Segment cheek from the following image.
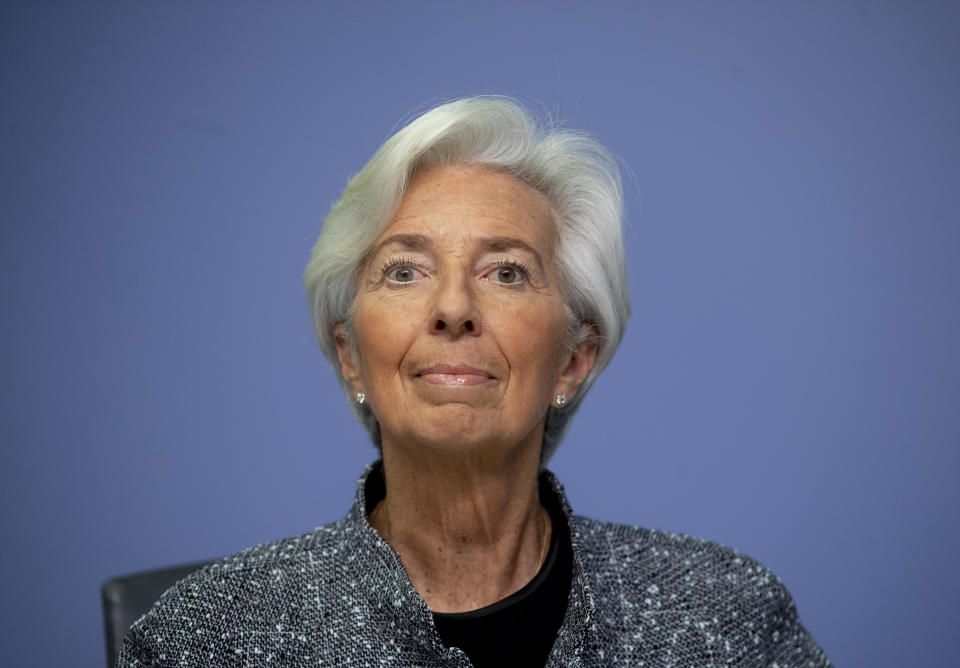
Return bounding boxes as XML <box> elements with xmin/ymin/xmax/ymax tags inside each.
<box><xmin>352</xmin><ymin>296</ymin><xmax>415</xmax><ymax>382</ymax></box>
<box><xmin>501</xmin><ymin>305</ymin><xmax>569</xmax><ymax>383</ymax></box>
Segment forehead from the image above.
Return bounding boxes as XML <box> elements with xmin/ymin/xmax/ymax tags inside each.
<box><xmin>383</xmin><ymin>164</ymin><xmax>558</xmax><ymax>251</ymax></box>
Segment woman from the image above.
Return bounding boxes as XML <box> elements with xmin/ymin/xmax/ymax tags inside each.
<box><xmin>118</xmin><ymin>97</ymin><xmax>830</xmax><ymax>667</ymax></box>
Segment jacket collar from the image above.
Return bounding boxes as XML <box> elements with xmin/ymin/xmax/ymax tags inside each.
<box><xmin>340</xmin><ymin>460</ymin><xmax>597</xmax><ymax>664</ymax></box>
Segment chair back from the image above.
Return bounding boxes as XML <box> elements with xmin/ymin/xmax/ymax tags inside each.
<box><xmin>101</xmin><ymin>560</ymin><xmax>213</xmax><ymax>668</ymax></box>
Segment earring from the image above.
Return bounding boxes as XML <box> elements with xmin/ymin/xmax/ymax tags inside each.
<box><xmin>555</xmin><ymin>394</ymin><xmax>567</xmax><ymax>406</ymax></box>
<box><xmin>355</xmin><ymin>392</ymin><xmax>366</xmax><ymax>405</ymax></box>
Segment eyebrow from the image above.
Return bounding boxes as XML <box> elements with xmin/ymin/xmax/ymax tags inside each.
<box><xmin>369</xmin><ymin>234</ymin><xmax>545</xmax><ymax>272</ymax></box>
<box><xmin>479</xmin><ymin>236</ymin><xmax>545</xmax><ymax>272</ymax></box>
<box><xmin>370</xmin><ymin>234</ymin><xmax>432</xmax><ymax>257</ymax></box>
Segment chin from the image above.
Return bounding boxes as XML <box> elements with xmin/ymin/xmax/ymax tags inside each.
<box><xmin>416</xmin><ymin>416</ymin><xmax>503</xmax><ymax>452</ymax></box>
<box><xmin>384</xmin><ymin>404</ymin><xmax>542</xmax><ymax>457</ymax></box>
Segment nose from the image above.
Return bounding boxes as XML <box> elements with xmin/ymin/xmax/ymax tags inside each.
<box><xmin>429</xmin><ymin>271</ymin><xmax>482</xmax><ymax>337</ymax></box>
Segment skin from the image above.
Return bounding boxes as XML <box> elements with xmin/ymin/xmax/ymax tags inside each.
<box><xmin>335</xmin><ymin>164</ymin><xmax>597</xmax><ymax>613</ymax></box>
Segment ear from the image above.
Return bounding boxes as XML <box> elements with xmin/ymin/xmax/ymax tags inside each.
<box><xmin>333</xmin><ymin>323</ymin><xmax>361</xmax><ymax>390</ymax></box>
<box><xmin>554</xmin><ymin>327</ymin><xmax>599</xmax><ymax>402</ymax></box>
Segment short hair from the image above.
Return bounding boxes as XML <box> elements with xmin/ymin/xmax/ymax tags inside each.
<box><xmin>304</xmin><ymin>96</ymin><xmax>629</xmax><ymax>463</ymax></box>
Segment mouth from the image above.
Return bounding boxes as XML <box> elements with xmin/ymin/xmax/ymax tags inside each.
<box><xmin>415</xmin><ymin>365</ymin><xmax>495</xmax><ymax>387</ymax></box>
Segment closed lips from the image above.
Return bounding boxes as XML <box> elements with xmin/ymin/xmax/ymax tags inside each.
<box><xmin>416</xmin><ymin>366</ymin><xmax>494</xmax><ymax>386</ymax></box>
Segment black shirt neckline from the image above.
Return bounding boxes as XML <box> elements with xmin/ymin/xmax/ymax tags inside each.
<box><xmin>432</xmin><ymin>506</ymin><xmax>562</xmax><ymax>622</ymax></box>
<box><xmin>363</xmin><ymin>465</ymin><xmax>573</xmax><ymax>667</ymax></box>
<box><xmin>430</xmin><ymin>477</ymin><xmax>573</xmax><ymax>667</ymax></box>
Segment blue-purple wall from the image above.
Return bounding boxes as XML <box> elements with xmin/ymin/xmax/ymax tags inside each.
<box><xmin>2</xmin><ymin>3</ymin><xmax>958</xmax><ymax>666</ymax></box>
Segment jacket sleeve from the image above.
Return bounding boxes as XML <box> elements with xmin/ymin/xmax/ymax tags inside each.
<box><xmin>765</xmin><ymin>583</ymin><xmax>832</xmax><ymax>668</ymax></box>
<box><xmin>114</xmin><ymin>624</ymin><xmax>163</xmax><ymax>668</ymax></box>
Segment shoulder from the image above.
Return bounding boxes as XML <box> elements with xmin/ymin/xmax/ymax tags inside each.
<box><xmin>571</xmin><ymin>516</ymin><xmax>831</xmax><ymax>667</ymax></box>
<box><xmin>573</xmin><ymin>514</ymin><xmax>790</xmax><ymax>609</ymax></box>
<box><xmin>161</xmin><ymin>517</ymin><xmax>354</xmax><ymax>604</ymax></box>
<box><xmin>573</xmin><ymin>515</ymin><xmax>780</xmax><ymax>592</ymax></box>
<box><xmin>115</xmin><ymin>520</ymin><xmax>353</xmax><ymax>667</ymax></box>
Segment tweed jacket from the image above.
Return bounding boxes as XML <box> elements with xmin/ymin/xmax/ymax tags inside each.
<box><xmin>117</xmin><ymin>464</ymin><xmax>831</xmax><ymax>667</ymax></box>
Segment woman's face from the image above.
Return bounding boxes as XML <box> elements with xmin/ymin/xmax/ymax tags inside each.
<box><xmin>336</xmin><ymin>164</ymin><xmax>595</xmax><ymax>457</ymax></box>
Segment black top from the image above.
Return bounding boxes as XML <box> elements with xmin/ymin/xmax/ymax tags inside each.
<box><xmin>432</xmin><ymin>482</ymin><xmax>573</xmax><ymax>667</ymax></box>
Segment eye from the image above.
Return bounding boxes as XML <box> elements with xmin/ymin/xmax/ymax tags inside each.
<box><xmin>496</xmin><ymin>266</ymin><xmax>520</xmax><ymax>283</ymax></box>
<box><xmin>489</xmin><ymin>260</ymin><xmax>529</xmax><ymax>285</ymax></box>
<box><xmin>388</xmin><ymin>265</ymin><xmax>416</xmax><ymax>282</ymax></box>
<box><xmin>381</xmin><ymin>258</ymin><xmax>423</xmax><ymax>284</ymax></box>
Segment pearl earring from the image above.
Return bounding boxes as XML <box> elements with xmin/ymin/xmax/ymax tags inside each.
<box><xmin>356</xmin><ymin>392</ymin><xmax>366</xmax><ymax>405</ymax></box>
<box><xmin>555</xmin><ymin>394</ymin><xmax>567</xmax><ymax>406</ymax></box>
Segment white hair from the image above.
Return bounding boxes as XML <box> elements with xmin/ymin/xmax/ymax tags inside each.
<box><xmin>304</xmin><ymin>96</ymin><xmax>629</xmax><ymax>463</ymax></box>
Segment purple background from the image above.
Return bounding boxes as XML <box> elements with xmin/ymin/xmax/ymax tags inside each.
<box><xmin>2</xmin><ymin>2</ymin><xmax>958</xmax><ymax>666</ymax></box>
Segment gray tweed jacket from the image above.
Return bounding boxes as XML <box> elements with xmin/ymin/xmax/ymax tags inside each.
<box><xmin>117</xmin><ymin>463</ymin><xmax>831</xmax><ymax>667</ymax></box>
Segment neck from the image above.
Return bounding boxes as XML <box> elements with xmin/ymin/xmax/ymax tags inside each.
<box><xmin>369</xmin><ymin>436</ymin><xmax>550</xmax><ymax>613</ymax></box>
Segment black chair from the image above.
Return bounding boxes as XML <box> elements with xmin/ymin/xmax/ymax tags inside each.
<box><xmin>101</xmin><ymin>560</ymin><xmax>214</xmax><ymax>668</ymax></box>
